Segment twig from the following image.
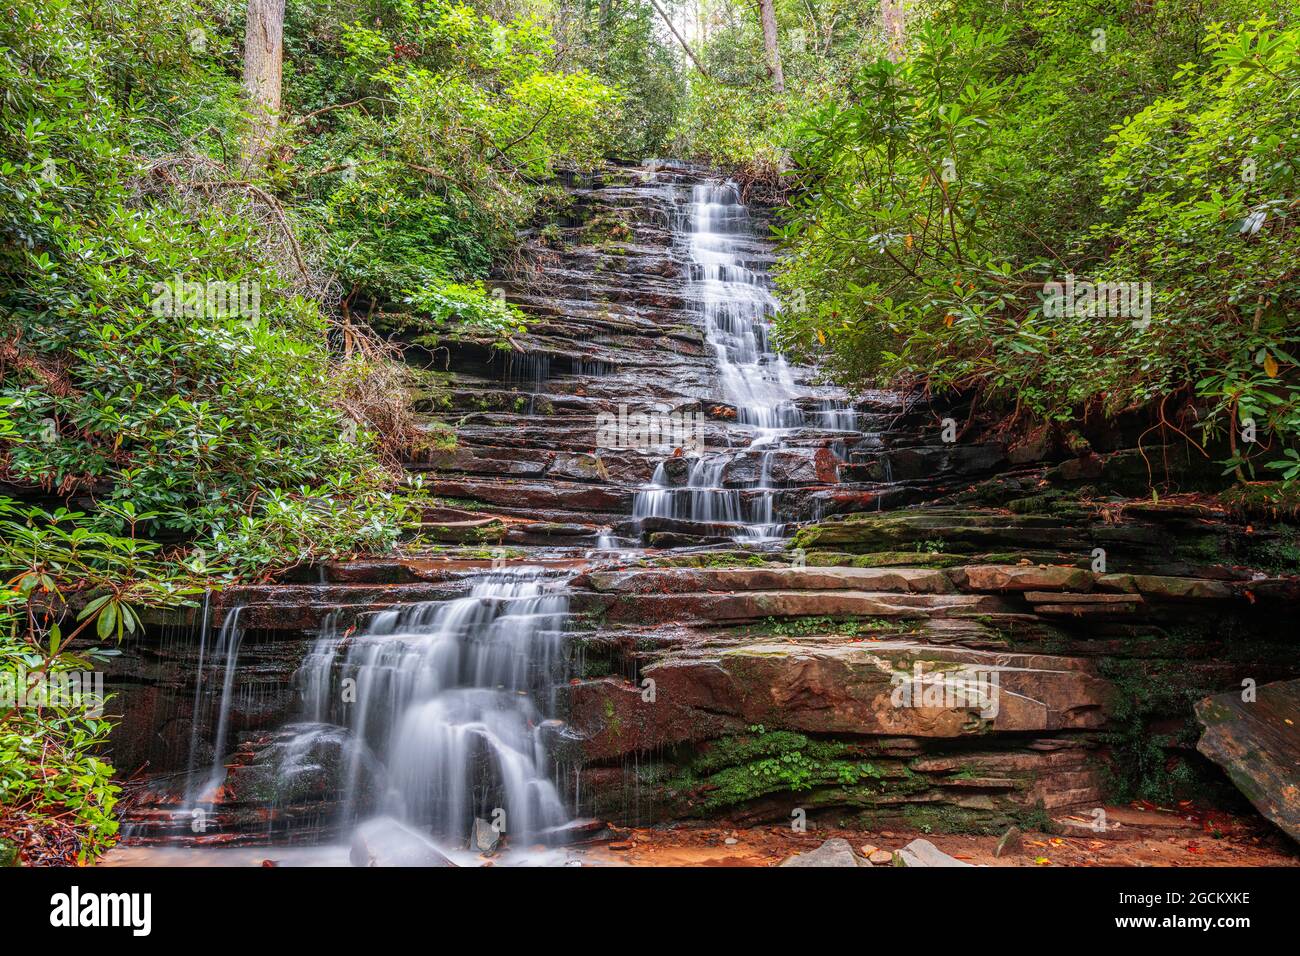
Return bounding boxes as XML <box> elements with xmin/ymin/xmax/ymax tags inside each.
<box><xmin>190</xmin><ymin>180</ymin><xmax>311</xmax><ymax>281</ymax></box>
<box><xmin>291</xmin><ymin>97</ymin><xmax>396</xmax><ymax>126</ymax></box>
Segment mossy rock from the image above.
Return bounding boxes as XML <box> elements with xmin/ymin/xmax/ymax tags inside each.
<box><xmin>1220</xmin><ymin>482</ymin><xmax>1300</xmax><ymax>521</ymax></box>
<box><xmin>1007</xmin><ymin>490</ymin><xmax>1086</xmax><ymax>515</ymax></box>
<box><xmin>659</xmin><ymin>730</ymin><xmax>896</xmax><ymax>815</ymax></box>
<box><xmin>648</xmin><ymin>550</ymin><xmax>773</xmax><ymax>569</ymax></box>
<box><xmin>793</xmin><ymin>510</ymin><xmax>1076</xmax><ymax>554</ymax></box>
<box><xmin>803</xmin><ymin>550</ymin><xmax>968</xmax><ymax>569</ymax></box>
<box><xmin>1238</xmin><ymin>525</ymin><xmax>1300</xmax><ymax>575</ymax></box>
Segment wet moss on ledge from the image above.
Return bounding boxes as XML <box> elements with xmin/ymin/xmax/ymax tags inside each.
<box><xmin>660</xmin><ymin>729</ymin><xmax>893</xmax><ymax>815</ymax></box>
<box><xmin>1220</xmin><ymin>482</ymin><xmax>1300</xmax><ymax>521</ymax></box>
<box><xmin>646</xmin><ymin>550</ymin><xmax>774</xmax><ymax>569</ymax></box>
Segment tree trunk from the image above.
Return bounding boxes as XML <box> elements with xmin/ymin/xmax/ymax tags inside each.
<box><xmin>757</xmin><ymin>0</ymin><xmax>785</xmax><ymax>92</ymax></box>
<box><xmin>243</xmin><ymin>0</ymin><xmax>286</xmax><ymax>170</ymax></box>
<box><xmin>881</xmin><ymin>0</ymin><xmax>906</xmax><ymax>62</ymax></box>
<box><xmin>648</xmin><ymin>0</ymin><xmax>711</xmax><ymax>79</ymax></box>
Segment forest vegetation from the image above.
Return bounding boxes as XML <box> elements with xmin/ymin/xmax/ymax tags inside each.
<box><xmin>1</xmin><ymin>0</ymin><xmax>1296</xmax><ymax>863</ymax></box>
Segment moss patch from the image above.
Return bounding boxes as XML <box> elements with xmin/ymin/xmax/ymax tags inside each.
<box><xmin>661</xmin><ymin>729</ymin><xmax>890</xmax><ymax>814</ymax></box>
<box><xmin>1221</xmin><ymin>482</ymin><xmax>1300</xmax><ymax>521</ymax></box>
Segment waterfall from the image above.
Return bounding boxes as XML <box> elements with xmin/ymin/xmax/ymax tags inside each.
<box><xmin>633</xmin><ymin>180</ymin><xmax>804</xmax><ymax>540</ymax></box>
<box><xmin>285</xmin><ymin>568</ymin><xmax>573</xmax><ymax>847</ymax></box>
<box><xmin>183</xmin><ymin>604</ymin><xmax>244</xmax><ymax>812</ymax></box>
<box><xmin>118</xmin><ymin>163</ymin><xmax>872</xmax><ymax>859</ymax></box>
<box><xmin>689</xmin><ymin>182</ymin><xmax>800</xmax><ymax>430</ymax></box>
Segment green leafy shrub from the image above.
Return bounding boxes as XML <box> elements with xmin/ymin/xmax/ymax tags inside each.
<box><xmin>0</xmin><ymin>498</ymin><xmax>205</xmax><ymax>863</ymax></box>
<box><xmin>293</xmin><ymin>0</ymin><xmax>621</xmax><ymax>322</ymax></box>
<box><xmin>404</xmin><ymin>280</ymin><xmax>528</xmax><ymax>342</ymax></box>
<box><xmin>769</xmin><ymin>3</ymin><xmax>1297</xmax><ymax>482</ymax></box>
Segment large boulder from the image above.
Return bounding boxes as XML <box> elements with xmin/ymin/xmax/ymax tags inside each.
<box><xmin>572</xmin><ymin>639</ymin><xmax>1111</xmax><ymax>760</ymax></box>
<box><xmin>953</xmin><ymin>564</ymin><xmax>1094</xmax><ymax>592</ymax></box>
<box><xmin>582</xmin><ymin>565</ymin><xmax>956</xmax><ymax>595</ymax></box>
<box><xmin>579</xmin><ymin>589</ymin><xmax>1008</xmax><ymax>625</ymax></box>
<box><xmin>895</xmin><ymin>838</ymin><xmax>973</xmax><ymax>867</ymax></box>
<box><xmin>1195</xmin><ymin>679</ymin><xmax>1300</xmax><ymax>844</ymax></box>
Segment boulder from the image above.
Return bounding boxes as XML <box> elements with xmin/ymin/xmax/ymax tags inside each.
<box><xmin>473</xmin><ymin>817</ymin><xmax>501</xmax><ymax>855</ymax></box>
<box><xmin>994</xmin><ymin>825</ymin><xmax>1024</xmax><ymax>858</ymax></box>
<box><xmin>895</xmin><ymin>838</ymin><xmax>973</xmax><ymax>867</ymax></box>
<box><xmin>779</xmin><ymin>838</ymin><xmax>868</xmax><ymax>867</ymax></box>
<box><xmin>571</xmin><ymin>639</ymin><xmax>1111</xmax><ymax>759</ymax></box>
<box><xmin>1097</xmin><ymin>573</ymin><xmax>1234</xmax><ymax>601</ymax></box>
<box><xmin>1196</xmin><ymin>679</ymin><xmax>1300</xmax><ymax>844</ymax></box>
<box><xmin>954</xmin><ymin>564</ymin><xmax>1094</xmax><ymax>592</ymax></box>
<box><xmin>583</xmin><ymin>589</ymin><xmax>1007</xmax><ymax>625</ymax></box>
<box><xmin>582</xmin><ymin>565</ymin><xmax>956</xmax><ymax>595</ymax></box>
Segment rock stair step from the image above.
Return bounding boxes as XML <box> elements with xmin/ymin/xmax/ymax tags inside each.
<box><xmin>1031</xmin><ymin>603</ymin><xmax>1143</xmax><ymax>618</ymax></box>
<box><xmin>421</xmin><ymin>477</ymin><xmax>634</xmax><ymax>512</ymax></box>
<box><xmin>414</xmin><ymin>517</ymin><xmax>509</xmax><ymax>543</ymax></box>
<box><xmin>576</xmin><ymin>589</ymin><xmax>1011</xmax><ymax>625</ymax></box>
<box><xmin>1023</xmin><ymin>591</ymin><xmax>1142</xmax><ymax>604</ymax></box>
<box><xmin>580</xmin><ymin>565</ymin><xmax>957</xmax><ymax>595</ymax></box>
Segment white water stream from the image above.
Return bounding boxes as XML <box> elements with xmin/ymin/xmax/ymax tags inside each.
<box><xmin>289</xmin><ymin>568</ymin><xmax>574</xmax><ymax>847</ymax></box>
<box><xmin>632</xmin><ymin>181</ymin><xmax>847</xmax><ymax>540</ymax></box>
<box><xmin>135</xmin><ymin>169</ymin><xmax>863</xmax><ymax>865</ymax></box>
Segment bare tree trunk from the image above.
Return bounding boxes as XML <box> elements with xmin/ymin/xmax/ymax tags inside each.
<box><xmin>243</xmin><ymin>0</ymin><xmax>286</xmax><ymax>171</ymax></box>
<box><xmin>757</xmin><ymin>0</ymin><xmax>785</xmax><ymax>92</ymax></box>
<box><xmin>881</xmin><ymin>0</ymin><xmax>906</xmax><ymax>62</ymax></box>
<box><xmin>648</xmin><ymin>0</ymin><xmax>711</xmax><ymax>78</ymax></box>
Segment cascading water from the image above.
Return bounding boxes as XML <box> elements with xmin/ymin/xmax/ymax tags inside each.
<box><xmin>284</xmin><ymin>568</ymin><xmax>573</xmax><ymax>848</ymax></box>
<box><xmin>633</xmin><ymin>181</ymin><xmax>806</xmax><ymax>540</ymax></box>
<box><xmin>183</xmin><ymin>604</ymin><xmax>244</xmax><ymax>811</ymax></box>
<box><xmin>689</xmin><ymin>183</ymin><xmax>800</xmax><ymax>428</ymax></box>
<box><xmin>115</xmin><ymin>162</ymin><xmax>873</xmax><ymax>864</ymax></box>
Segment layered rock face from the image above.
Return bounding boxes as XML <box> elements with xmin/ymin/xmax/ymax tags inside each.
<box><xmin>565</xmin><ymin>541</ymin><xmax>1300</xmax><ymax>832</ymax></box>
<box><xmin>107</xmin><ymin>162</ymin><xmax>1300</xmax><ymax>845</ymax></box>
